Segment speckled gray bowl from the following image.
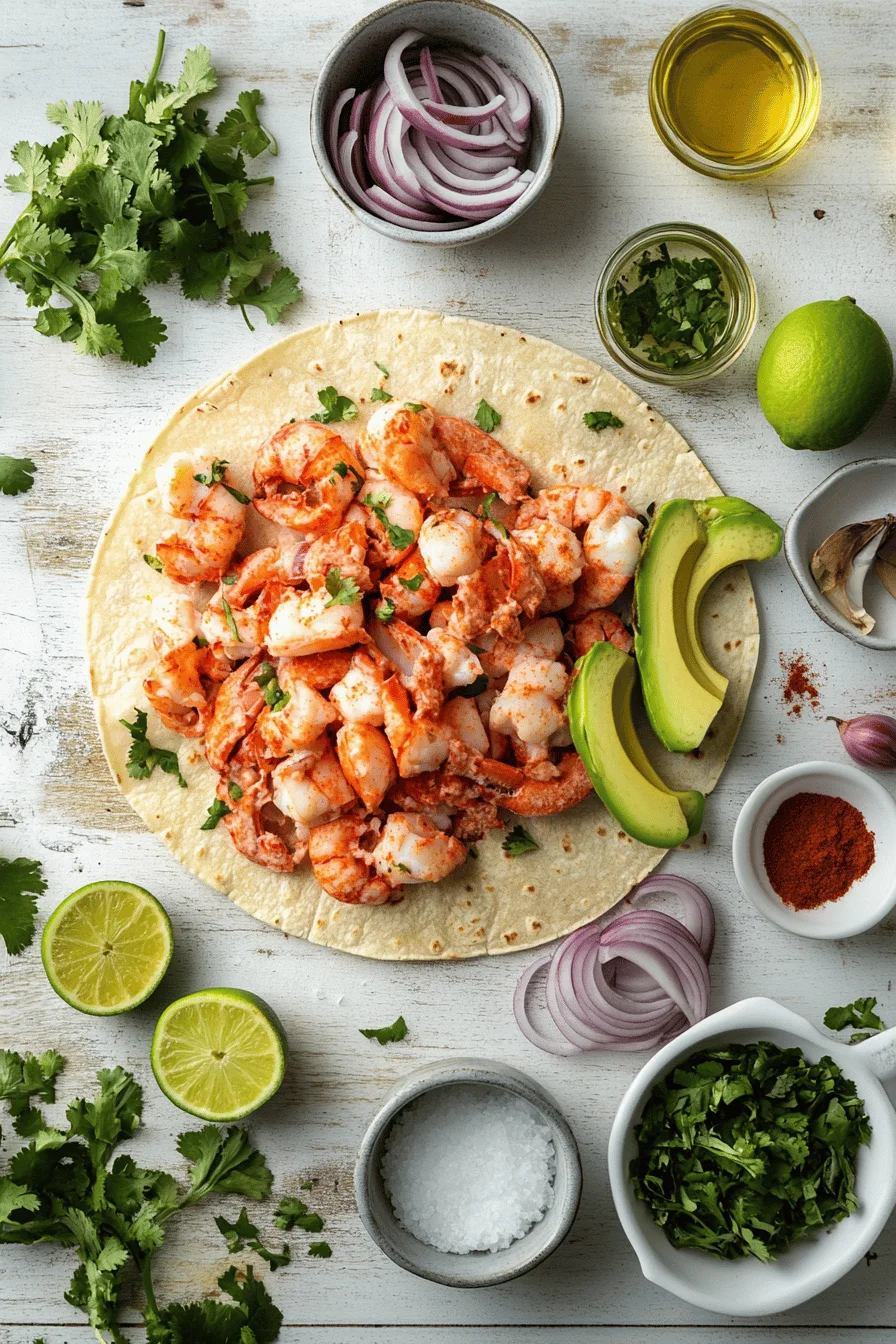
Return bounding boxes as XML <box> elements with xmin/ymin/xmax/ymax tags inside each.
<box><xmin>354</xmin><ymin>1057</ymin><xmax>582</xmax><ymax>1286</ymax></box>
<box><xmin>310</xmin><ymin>0</ymin><xmax>564</xmax><ymax>246</ymax></box>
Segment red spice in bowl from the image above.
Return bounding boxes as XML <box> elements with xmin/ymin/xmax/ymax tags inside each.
<box><xmin>762</xmin><ymin>791</ymin><xmax>875</xmax><ymax>910</ymax></box>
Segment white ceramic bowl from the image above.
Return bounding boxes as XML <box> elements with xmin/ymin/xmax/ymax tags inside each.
<box><xmin>609</xmin><ymin>997</ymin><xmax>896</xmax><ymax>1317</ymax></box>
<box><xmin>784</xmin><ymin>458</ymin><xmax>896</xmax><ymax>650</ymax></box>
<box><xmin>732</xmin><ymin>760</ymin><xmax>896</xmax><ymax>939</ymax></box>
<box><xmin>309</xmin><ymin>0</ymin><xmax>564</xmax><ymax>246</ymax></box>
<box><xmin>354</xmin><ymin>1057</ymin><xmax>582</xmax><ymax>1286</ymax></box>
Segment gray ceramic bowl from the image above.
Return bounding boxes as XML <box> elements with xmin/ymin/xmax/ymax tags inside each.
<box><xmin>354</xmin><ymin>1057</ymin><xmax>582</xmax><ymax>1286</ymax></box>
<box><xmin>784</xmin><ymin>458</ymin><xmax>896</xmax><ymax>650</ymax></box>
<box><xmin>310</xmin><ymin>0</ymin><xmax>564</xmax><ymax>246</ymax></box>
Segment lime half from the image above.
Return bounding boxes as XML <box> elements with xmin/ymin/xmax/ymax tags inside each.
<box><xmin>151</xmin><ymin>988</ymin><xmax>286</xmax><ymax>1121</ymax></box>
<box><xmin>41</xmin><ymin>880</ymin><xmax>173</xmax><ymax>1016</ymax></box>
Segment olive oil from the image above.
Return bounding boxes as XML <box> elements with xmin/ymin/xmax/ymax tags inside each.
<box><xmin>650</xmin><ymin>6</ymin><xmax>820</xmax><ymax>178</ymax></box>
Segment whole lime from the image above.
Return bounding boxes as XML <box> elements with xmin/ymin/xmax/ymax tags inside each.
<box><xmin>756</xmin><ymin>297</ymin><xmax>892</xmax><ymax>450</ymax></box>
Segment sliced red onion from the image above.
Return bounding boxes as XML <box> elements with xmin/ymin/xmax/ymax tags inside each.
<box><xmin>384</xmin><ymin>30</ymin><xmax>509</xmax><ymax>150</ymax></box>
<box><xmin>422</xmin><ymin>91</ymin><xmax>506</xmax><ymax>126</ymax></box>
<box><xmin>513</xmin><ymin>876</ymin><xmax>714</xmax><ymax>1056</ymax></box>
<box><xmin>413</xmin><ymin>133</ymin><xmax>521</xmax><ymax>193</ymax></box>
<box><xmin>419</xmin><ymin>46</ymin><xmax>443</xmax><ymax>101</ymax></box>
<box><xmin>327</xmin><ymin>88</ymin><xmax>356</xmax><ymax>175</ymax></box>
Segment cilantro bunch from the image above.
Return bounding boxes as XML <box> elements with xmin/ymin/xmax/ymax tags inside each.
<box><xmin>611</xmin><ymin>243</ymin><xmax>729</xmax><ymax>370</ymax></box>
<box><xmin>631</xmin><ymin>1040</ymin><xmax>872</xmax><ymax>1262</ymax></box>
<box><xmin>0</xmin><ymin>29</ymin><xmax>301</xmax><ymax>365</ymax></box>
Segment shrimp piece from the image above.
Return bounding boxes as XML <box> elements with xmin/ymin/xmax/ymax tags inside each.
<box><xmin>308</xmin><ymin>816</ymin><xmax>395</xmax><ymax>905</ymax></box>
<box><xmin>449</xmin><ymin>535</ymin><xmax>545</xmax><ymax>643</ymax></box>
<box><xmin>256</xmin><ymin>664</ymin><xmax>340</xmax><ymax>757</ymax></box>
<box><xmin>425</xmin><ymin>628</ymin><xmax>484</xmax><ymax>691</ymax></box>
<box><xmin>253</xmin><ymin>421</ymin><xmax>364</xmax><ymax>536</ymax></box>
<box><xmin>433</xmin><ymin>416</ymin><xmax>530</xmax><ymax>503</ymax></box>
<box><xmin>143</xmin><ymin>642</ymin><xmax>216</xmax><ymax>737</ymax></box>
<box><xmin>353</xmin><ymin>475</ymin><xmax>424</xmax><ymax>568</ymax></box>
<box><xmin>417</xmin><ymin>509</ymin><xmax>486</xmax><ymax>585</ymax></box>
<box><xmin>382</xmin><ymin>676</ymin><xmax>450</xmax><ymax>777</ymax></box>
<box><xmin>151</xmin><ymin>593</ymin><xmax>200</xmax><ymax>654</ymax></box>
<box><xmin>267</xmin><ymin>587</ymin><xmax>365</xmax><ymax>657</ymax></box>
<box><xmin>205</xmin><ymin>653</ymin><xmax>266</xmax><ymax>771</ymax></box>
<box><xmin>372</xmin><ymin>812</ymin><xmax>466</xmax><ymax>886</ymax></box>
<box><xmin>201</xmin><ymin>580</ymin><xmax>284</xmax><ymax>659</ymax></box>
<box><xmin>154</xmin><ymin>453</ymin><xmax>246</xmax><ymax>585</ymax></box>
<box><xmin>286</xmin><ymin>649</ymin><xmax>354</xmax><ymax>690</ymax></box>
<box><xmin>378</xmin><ymin>549</ymin><xmax>442</xmax><ymax>621</ymax></box>
<box><xmin>336</xmin><ymin>722</ymin><xmax>398</xmax><ymax>810</ymax></box>
<box><xmin>513</xmin><ymin>518</ymin><xmax>585</xmax><ymax>588</ymax></box>
<box><xmin>271</xmin><ymin>740</ymin><xmax>356</xmax><ymax>834</ymax></box>
<box><xmin>568</xmin><ymin>610</ymin><xmax>633</xmax><ymax>660</ymax></box>
<box><xmin>303</xmin><ymin>520</ymin><xmax>372</xmax><ymax>594</ymax></box>
<box><xmin>427</xmin><ymin>599</ymin><xmax>453</xmax><ymax>629</ymax></box>
<box><xmin>330</xmin><ymin>650</ymin><xmax>386</xmax><ymax>725</ymax></box>
<box><xmin>441</xmin><ymin>696</ymin><xmax>490</xmax><ymax>754</ymax></box>
<box><xmin>490</xmin><ymin>653</ymin><xmax>569</xmax><ymax>746</ymax></box>
<box><xmin>371</xmin><ymin>618</ymin><xmax>445</xmax><ymax>718</ymax></box>
<box><xmin>218</xmin><ymin>763</ymin><xmax>302</xmax><ymax>872</ymax></box>
<box><xmin>515</xmin><ymin>486</ymin><xmax>614</xmax><ymax>531</ymax></box>
<box><xmin>360</xmin><ymin>401</ymin><xmax>455</xmax><ymax>499</ymax></box>
<box><xmin>448</xmin><ymin>742</ymin><xmax>592</xmax><ymax>816</ymax></box>
<box><xmin>572</xmin><ymin>501</ymin><xmax>643</xmax><ymax>616</ymax></box>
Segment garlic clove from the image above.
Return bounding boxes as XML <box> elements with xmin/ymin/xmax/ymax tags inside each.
<box><xmin>811</xmin><ymin>516</ymin><xmax>895</xmax><ymax>634</ymax></box>
<box><xmin>875</xmin><ymin>529</ymin><xmax>896</xmax><ymax>600</ymax></box>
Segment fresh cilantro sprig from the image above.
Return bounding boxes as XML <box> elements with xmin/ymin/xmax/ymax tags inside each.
<box><xmin>363</xmin><ymin>492</ymin><xmax>415</xmax><ymax>551</ymax></box>
<box><xmin>200</xmin><ymin>798</ymin><xmax>231</xmax><ymax>831</ymax></box>
<box><xmin>474</xmin><ymin>399</ymin><xmax>501</xmax><ymax>433</ymax></box>
<box><xmin>583</xmin><ymin>410</ymin><xmax>624</xmax><ymax>432</ymax></box>
<box><xmin>215</xmin><ymin>1206</ymin><xmax>290</xmax><ymax>1268</ymax></box>
<box><xmin>324</xmin><ymin>566</ymin><xmax>362</xmax><ymax>608</ymax></box>
<box><xmin>0</xmin><ymin>29</ymin><xmax>301</xmax><ymax>364</ymax></box>
<box><xmin>824</xmin><ymin>996</ymin><xmax>887</xmax><ymax>1043</ymax></box>
<box><xmin>398</xmin><ymin>573</ymin><xmax>425</xmax><ymax>592</ymax></box>
<box><xmin>610</xmin><ymin>243</ymin><xmax>729</xmax><ymax>369</ymax></box>
<box><xmin>375</xmin><ymin>598</ymin><xmax>396</xmax><ymax>624</ymax></box>
<box><xmin>630</xmin><ymin>1040</ymin><xmax>872</xmax><ymax>1262</ymax></box>
<box><xmin>310</xmin><ymin>386</ymin><xmax>357</xmax><ymax>424</ymax></box>
<box><xmin>193</xmin><ymin>459</ymin><xmax>250</xmax><ymax>505</ymax></box>
<box><xmin>481</xmin><ymin>490</ymin><xmax>508</xmax><ymax>539</ymax></box>
<box><xmin>0</xmin><ymin>857</ymin><xmax>46</xmax><ymax>956</ymax></box>
<box><xmin>502</xmin><ymin>825</ymin><xmax>538</xmax><ymax>857</ymax></box>
<box><xmin>370</xmin><ymin>387</ymin><xmax>393</xmax><ymax>402</ymax></box>
<box><xmin>255</xmin><ymin>660</ymin><xmax>290</xmax><ymax>711</ymax></box>
<box><xmin>274</xmin><ymin>1195</ymin><xmax>324</xmax><ymax>1234</ymax></box>
<box><xmin>120</xmin><ymin>708</ymin><xmax>187</xmax><ymax>788</ymax></box>
<box><xmin>360</xmin><ymin>1016</ymin><xmax>408</xmax><ymax>1045</ymax></box>
<box><xmin>0</xmin><ymin>455</ymin><xmax>36</xmax><ymax>496</ymax></box>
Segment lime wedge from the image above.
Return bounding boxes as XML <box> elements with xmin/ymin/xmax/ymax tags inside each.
<box><xmin>151</xmin><ymin>988</ymin><xmax>286</xmax><ymax>1121</ymax></box>
<box><xmin>41</xmin><ymin>880</ymin><xmax>173</xmax><ymax>1016</ymax></box>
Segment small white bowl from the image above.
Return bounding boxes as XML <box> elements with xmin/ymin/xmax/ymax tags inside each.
<box><xmin>732</xmin><ymin>760</ymin><xmax>896</xmax><ymax>939</ymax></box>
<box><xmin>784</xmin><ymin>458</ymin><xmax>896</xmax><ymax>650</ymax></box>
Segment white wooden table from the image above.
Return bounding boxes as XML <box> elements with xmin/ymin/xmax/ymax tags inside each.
<box><xmin>2</xmin><ymin>0</ymin><xmax>895</xmax><ymax>1339</ymax></box>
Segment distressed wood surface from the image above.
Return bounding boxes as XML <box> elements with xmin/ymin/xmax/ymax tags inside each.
<box><xmin>1</xmin><ymin>0</ymin><xmax>896</xmax><ymax>1338</ymax></box>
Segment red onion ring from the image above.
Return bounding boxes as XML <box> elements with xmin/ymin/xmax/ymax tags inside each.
<box><xmin>513</xmin><ymin>876</ymin><xmax>715</xmax><ymax>1056</ymax></box>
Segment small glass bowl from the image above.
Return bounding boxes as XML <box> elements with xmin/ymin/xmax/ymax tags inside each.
<box><xmin>594</xmin><ymin>222</ymin><xmax>757</xmax><ymax>386</ymax></box>
<box><xmin>648</xmin><ymin>3</ymin><xmax>821</xmax><ymax>181</ymax></box>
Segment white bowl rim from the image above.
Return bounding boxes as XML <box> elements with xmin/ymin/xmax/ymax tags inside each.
<box><xmin>309</xmin><ymin>0</ymin><xmax>564</xmax><ymax>246</ymax></box>
<box><xmin>784</xmin><ymin>457</ymin><xmax>896</xmax><ymax>651</ymax></box>
<box><xmin>731</xmin><ymin>759</ymin><xmax>896</xmax><ymax>939</ymax></box>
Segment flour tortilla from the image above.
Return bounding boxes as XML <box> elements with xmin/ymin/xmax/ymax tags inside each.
<box><xmin>86</xmin><ymin>309</ymin><xmax>758</xmax><ymax>960</ymax></box>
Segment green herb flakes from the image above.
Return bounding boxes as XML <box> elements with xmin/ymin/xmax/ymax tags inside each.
<box><xmin>374</xmin><ymin>360</ymin><xmax>390</xmax><ymax>378</ymax></box>
<box><xmin>630</xmin><ymin>1039</ymin><xmax>872</xmax><ymax>1261</ymax></box>
<box><xmin>610</xmin><ymin>243</ymin><xmax>730</xmax><ymax>369</ymax></box>
<box><xmin>360</xmin><ymin>1015</ymin><xmax>408</xmax><ymax>1046</ymax></box>
<box><xmin>370</xmin><ymin>386</ymin><xmax>393</xmax><ymax>402</ymax></box>
<box><xmin>310</xmin><ymin>385</ymin><xmax>357</xmax><ymax>424</ymax></box>
<box><xmin>120</xmin><ymin>707</ymin><xmax>187</xmax><ymax>788</ymax></box>
<box><xmin>398</xmin><ymin>572</ymin><xmax>425</xmax><ymax>591</ymax></box>
<box><xmin>481</xmin><ymin>490</ymin><xmax>508</xmax><ymax>539</ymax></box>
<box><xmin>228</xmin><ymin>780</ymin><xmax>244</xmax><ymax>802</ymax></box>
<box><xmin>375</xmin><ymin>598</ymin><xmax>396</xmax><ymax>624</ymax></box>
<box><xmin>143</xmin><ymin>552</ymin><xmax>164</xmax><ymax>572</ymax></box>
<box><xmin>221</xmin><ymin>596</ymin><xmax>242</xmax><ymax>643</ymax></box>
<box><xmin>308</xmin><ymin>1241</ymin><xmax>333</xmax><ymax>1258</ymax></box>
<box><xmin>200</xmin><ymin>797</ymin><xmax>231</xmax><ymax>830</ymax></box>
<box><xmin>824</xmin><ymin>996</ymin><xmax>886</xmax><ymax>1043</ymax></box>
<box><xmin>404</xmin><ymin>401</ymin><xmax>426</xmax><ymax>413</ymax></box>
<box><xmin>502</xmin><ymin>825</ymin><xmax>538</xmax><ymax>857</ymax></box>
<box><xmin>583</xmin><ymin>410</ymin><xmax>624</xmax><ymax>432</ymax></box>
<box><xmin>474</xmin><ymin>399</ymin><xmax>501</xmax><ymax>433</ymax></box>
<box><xmin>364</xmin><ymin>492</ymin><xmax>415</xmax><ymax>551</ymax></box>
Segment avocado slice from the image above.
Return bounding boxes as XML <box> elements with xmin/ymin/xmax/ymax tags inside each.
<box><xmin>633</xmin><ymin>500</ymin><xmax>723</xmax><ymax>754</ymax></box>
<box><xmin>569</xmin><ymin>642</ymin><xmax>704</xmax><ymax>849</ymax></box>
<box><xmin>685</xmin><ymin>498</ymin><xmax>783</xmax><ymax>699</ymax></box>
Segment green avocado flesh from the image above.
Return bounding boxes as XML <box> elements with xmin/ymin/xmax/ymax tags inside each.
<box><xmin>633</xmin><ymin>500</ymin><xmax>723</xmax><ymax>754</ymax></box>
<box><xmin>686</xmin><ymin>498</ymin><xmax>784</xmax><ymax>699</ymax></box>
<box><xmin>569</xmin><ymin>642</ymin><xmax>704</xmax><ymax>849</ymax></box>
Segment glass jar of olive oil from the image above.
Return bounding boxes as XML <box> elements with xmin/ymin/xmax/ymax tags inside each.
<box><xmin>650</xmin><ymin>3</ymin><xmax>821</xmax><ymax>179</ymax></box>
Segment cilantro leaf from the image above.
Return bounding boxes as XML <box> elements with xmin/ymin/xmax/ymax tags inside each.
<box><xmin>363</xmin><ymin>493</ymin><xmax>415</xmax><ymax>551</ymax></box>
<box><xmin>144</xmin><ymin>552</ymin><xmax>164</xmax><ymax>572</ymax></box>
<box><xmin>481</xmin><ymin>490</ymin><xmax>508</xmax><ymax>539</ymax></box>
<box><xmin>474</xmin><ymin>399</ymin><xmax>501</xmax><ymax>433</ymax></box>
<box><xmin>200</xmin><ymin>798</ymin><xmax>231</xmax><ymax>830</ymax></box>
<box><xmin>101</xmin><ymin>290</ymin><xmax>167</xmax><ymax>367</ymax></box>
<box><xmin>374</xmin><ymin>360</ymin><xmax>390</xmax><ymax>377</ymax></box>
<box><xmin>502</xmin><ymin>825</ymin><xmax>538</xmax><ymax>857</ymax></box>
<box><xmin>0</xmin><ymin>1048</ymin><xmax>64</xmax><ymax>1134</ymax></box>
<box><xmin>0</xmin><ymin>857</ymin><xmax>46</xmax><ymax>955</ymax></box>
<box><xmin>324</xmin><ymin>566</ymin><xmax>362</xmax><ymax>608</ymax></box>
<box><xmin>217</xmin><ymin>89</ymin><xmax>278</xmax><ymax>158</ymax></box>
<box><xmin>273</xmin><ymin>1197</ymin><xmax>325</xmax><ymax>1234</ymax></box>
<box><xmin>583</xmin><ymin>410</ymin><xmax>624</xmax><ymax>432</ymax></box>
<box><xmin>398</xmin><ymin>573</ymin><xmax>424</xmax><ymax>591</ymax></box>
<box><xmin>370</xmin><ymin>387</ymin><xmax>393</xmax><ymax>402</ymax></box>
<box><xmin>310</xmin><ymin>385</ymin><xmax>358</xmax><ymax>425</ymax></box>
<box><xmin>221</xmin><ymin>597</ymin><xmax>243</xmax><ymax>643</ymax></box>
<box><xmin>359</xmin><ymin>1015</ymin><xmax>408</xmax><ymax>1046</ymax></box>
<box><xmin>824</xmin><ymin>996</ymin><xmax>886</xmax><ymax>1038</ymax></box>
<box><xmin>404</xmin><ymin>401</ymin><xmax>426</xmax><ymax>413</ymax></box>
<box><xmin>308</xmin><ymin>1241</ymin><xmax>332</xmax><ymax>1258</ymax></box>
<box><xmin>120</xmin><ymin>708</ymin><xmax>187</xmax><ymax>788</ymax></box>
<box><xmin>228</xmin><ymin>781</ymin><xmax>243</xmax><ymax>802</ymax></box>
<box><xmin>177</xmin><ymin>1125</ymin><xmax>273</xmax><ymax>1203</ymax></box>
<box><xmin>0</xmin><ymin>456</ymin><xmax>36</xmax><ymax>496</ymax></box>
<box><xmin>230</xmin><ymin>265</ymin><xmax>302</xmax><ymax>328</ymax></box>
<box><xmin>375</xmin><ymin>598</ymin><xmax>395</xmax><ymax>624</ymax></box>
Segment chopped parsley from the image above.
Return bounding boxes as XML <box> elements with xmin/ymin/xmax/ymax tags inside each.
<box><xmin>370</xmin><ymin>387</ymin><xmax>393</xmax><ymax>402</ymax></box>
<box><xmin>0</xmin><ymin>856</ymin><xmax>46</xmax><ymax>955</ymax></box>
<box><xmin>120</xmin><ymin>708</ymin><xmax>187</xmax><ymax>788</ymax></box>
<box><xmin>331</xmin><ymin>459</ymin><xmax>364</xmax><ymax>492</ymax></box>
<box><xmin>364</xmin><ymin>492</ymin><xmax>415</xmax><ymax>551</ymax></box>
<box><xmin>824</xmin><ymin>996</ymin><xmax>886</xmax><ymax>1043</ymax></box>
<box><xmin>200</xmin><ymin>797</ymin><xmax>231</xmax><ymax>830</ymax></box>
<box><xmin>222</xmin><ymin>572</ymin><xmax>237</xmax><ymax>585</ymax></box>
<box><xmin>308</xmin><ymin>1241</ymin><xmax>333</xmax><ymax>1258</ymax></box>
<box><xmin>221</xmin><ymin>595</ymin><xmax>242</xmax><ymax>642</ymax></box>
<box><xmin>360</xmin><ymin>1015</ymin><xmax>408</xmax><ymax>1045</ymax></box>
<box><xmin>374</xmin><ymin>360</ymin><xmax>390</xmax><ymax>378</ymax></box>
<box><xmin>324</xmin><ymin>566</ymin><xmax>362</xmax><ymax>608</ymax></box>
<box><xmin>610</xmin><ymin>243</ymin><xmax>730</xmax><ymax>369</ymax></box>
<box><xmin>143</xmin><ymin>552</ymin><xmax>164</xmax><ymax>572</ymax></box>
<box><xmin>375</xmin><ymin>598</ymin><xmax>396</xmax><ymax>624</ymax></box>
<box><xmin>398</xmin><ymin>572</ymin><xmax>425</xmax><ymax>591</ymax></box>
<box><xmin>502</xmin><ymin>825</ymin><xmax>538</xmax><ymax>856</ymax></box>
<box><xmin>583</xmin><ymin>410</ymin><xmax>624</xmax><ymax>432</ymax></box>
<box><xmin>474</xmin><ymin>399</ymin><xmax>501</xmax><ymax>433</ymax></box>
<box><xmin>193</xmin><ymin>458</ymin><xmax>250</xmax><ymax>504</ymax></box>
<box><xmin>228</xmin><ymin>780</ymin><xmax>244</xmax><ymax>801</ymax></box>
<box><xmin>404</xmin><ymin>401</ymin><xmax>426</xmax><ymax>413</ymax></box>
<box><xmin>310</xmin><ymin>385</ymin><xmax>357</xmax><ymax>424</ymax></box>
<box><xmin>274</xmin><ymin>1196</ymin><xmax>324</xmax><ymax>1233</ymax></box>
<box><xmin>0</xmin><ymin>455</ymin><xmax>36</xmax><ymax>496</ymax></box>
<box><xmin>255</xmin><ymin>661</ymin><xmax>290</xmax><ymax>711</ymax></box>
<box><xmin>481</xmin><ymin>490</ymin><xmax>508</xmax><ymax>539</ymax></box>
<box><xmin>255</xmin><ymin>660</ymin><xmax>276</xmax><ymax>687</ymax></box>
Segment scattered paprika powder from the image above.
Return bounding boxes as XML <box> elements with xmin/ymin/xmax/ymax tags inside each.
<box><xmin>780</xmin><ymin>652</ymin><xmax>821</xmax><ymax>718</ymax></box>
<box><xmin>763</xmin><ymin>791</ymin><xmax>875</xmax><ymax>910</ymax></box>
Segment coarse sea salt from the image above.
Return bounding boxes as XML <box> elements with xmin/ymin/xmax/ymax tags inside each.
<box><xmin>380</xmin><ymin>1083</ymin><xmax>556</xmax><ymax>1254</ymax></box>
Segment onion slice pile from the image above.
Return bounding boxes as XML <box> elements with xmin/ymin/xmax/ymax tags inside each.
<box><xmin>328</xmin><ymin>29</ymin><xmax>535</xmax><ymax>230</ymax></box>
<box><xmin>513</xmin><ymin>875</ymin><xmax>715</xmax><ymax>1056</ymax></box>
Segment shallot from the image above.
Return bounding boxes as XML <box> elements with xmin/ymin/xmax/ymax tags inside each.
<box><xmin>513</xmin><ymin>875</ymin><xmax>714</xmax><ymax>1056</ymax></box>
<box><xmin>830</xmin><ymin>713</ymin><xmax>896</xmax><ymax>770</ymax></box>
<box><xmin>327</xmin><ymin>30</ymin><xmax>535</xmax><ymax>230</ymax></box>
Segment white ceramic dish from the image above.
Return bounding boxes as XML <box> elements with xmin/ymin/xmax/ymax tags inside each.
<box><xmin>731</xmin><ymin>760</ymin><xmax>896</xmax><ymax>939</ymax></box>
<box><xmin>609</xmin><ymin>996</ymin><xmax>896</xmax><ymax>1317</ymax></box>
<box><xmin>784</xmin><ymin>458</ymin><xmax>896</xmax><ymax>650</ymax></box>
<box><xmin>310</xmin><ymin>0</ymin><xmax>564</xmax><ymax>246</ymax></box>
<box><xmin>354</xmin><ymin>1057</ymin><xmax>582</xmax><ymax>1286</ymax></box>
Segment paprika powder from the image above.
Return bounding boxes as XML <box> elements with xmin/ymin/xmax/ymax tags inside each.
<box><xmin>762</xmin><ymin>791</ymin><xmax>875</xmax><ymax>910</ymax></box>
